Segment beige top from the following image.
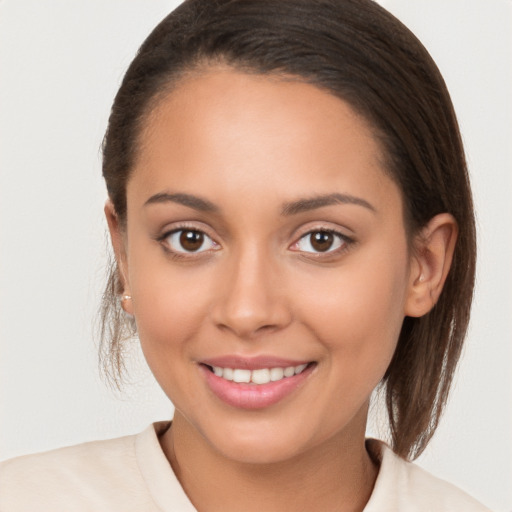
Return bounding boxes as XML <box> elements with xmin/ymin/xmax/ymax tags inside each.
<box><xmin>0</xmin><ymin>421</ymin><xmax>491</xmax><ymax>511</ymax></box>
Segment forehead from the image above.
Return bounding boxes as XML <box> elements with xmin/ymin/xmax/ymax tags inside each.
<box><xmin>129</xmin><ymin>68</ymin><xmax>400</xmax><ymax>216</ymax></box>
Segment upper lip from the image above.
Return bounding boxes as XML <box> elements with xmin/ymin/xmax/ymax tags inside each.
<box><xmin>200</xmin><ymin>355</ymin><xmax>313</xmax><ymax>370</ymax></box>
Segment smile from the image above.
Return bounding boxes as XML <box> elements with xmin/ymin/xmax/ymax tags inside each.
<box><xmin>209</xmin><ymin>364</ymin><xmax>308</xmax><ymax>384</ymax></box>
<box><xmin>200</xmin><ymin>360</ymin><xmax>316</xmax><ymax>409</ymax></box>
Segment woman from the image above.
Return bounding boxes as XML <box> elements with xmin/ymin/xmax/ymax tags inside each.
<box><xmin>0</xmin><ymin>0</ymin><xmax>493</xmax><ymax>510</ymax></box>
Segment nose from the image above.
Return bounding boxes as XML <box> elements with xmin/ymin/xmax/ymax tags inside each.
<box><xmin>211</xmin><ymin>246</ymin><xmax>292</xmax><ymax>339</ymax></box>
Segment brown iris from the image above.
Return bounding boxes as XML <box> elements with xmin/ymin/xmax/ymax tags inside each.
<box><xmin>310</xmin><ymin>231</ymin><xmax>334</xmax><ymax>252</ymax></box>
<box><xmin>179</xmin><ymin>230</ymin><xmax>204</xmax><ymax>252</ymax></box>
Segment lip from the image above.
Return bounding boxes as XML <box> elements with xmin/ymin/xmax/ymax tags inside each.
<box><xmin>201</xmin><ymin>355</ymin><xmax>311</xmax><ymax>370</ymax></box>
<box><xmin>199</xmin><ymin>360</ymin><xmax>316</xmax><ymax>410</ymax></box>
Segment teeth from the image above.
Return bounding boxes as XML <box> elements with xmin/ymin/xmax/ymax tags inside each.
<box><xmin>283</xmin><ymin>366</ymin><xmax>295</xmax><ymax>378</ymax></box>
<box><xmin>233</xmin><ymin>369</ymin><xmax>251</xmax><ymax>383</ymax></box>
<box><xmin>295</xmin><ymin>363</ymin><xmax>307</xmax><ymax>373</ymax></box>
<box><xmin>210</xmin><ymin>363</ymin><xmax>309</xmax><ymax>384</ymax></box>
<box><xmin>252</xmin><ymin>368</ymin><xmax>270</xmax><ymax>384</ymax></box>
<box><xmin>270</xmin><ymin>367</ymin><xmax>284</xmax><ymax>381</ymax></box>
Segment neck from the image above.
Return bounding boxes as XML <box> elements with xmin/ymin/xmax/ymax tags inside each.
<box><xmin>159</xmin><ymin>409</ymin><xmax>378</xmax><ymax>512</ymax></box>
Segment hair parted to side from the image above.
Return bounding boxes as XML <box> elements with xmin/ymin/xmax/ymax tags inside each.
<box><xmin>100</xmin><ymin>0</ymin><xmax>476</xmax><ymax>460</ymax></box>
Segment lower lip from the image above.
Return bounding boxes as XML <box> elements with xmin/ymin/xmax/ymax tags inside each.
<box><xmin>200</xmin><ymin>364</ymin><xmax>315</xmax><ymax>410</ymax></box>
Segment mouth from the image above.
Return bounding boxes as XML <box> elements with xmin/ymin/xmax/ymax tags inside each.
<box><xmin>202</xmin><ymin>362</ymin><xmax>310</xmax><ymax>384</ymax></box>
<box><xmin>199</xmin><ymin>360</ymin><xmax>317</xmax><ymax>410</ymax></box>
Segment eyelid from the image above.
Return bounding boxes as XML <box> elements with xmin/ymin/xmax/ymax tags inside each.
<box><xmin>156</xmin><ymin>222</ymin><xmax>221</xmax><ymax>257</ymax></box>
<box><xmin>289</xmin><ymin>226</ymin><xmax>355</xmax><ymax>256</ymax></box>
<box><xmin>154</xmin><ymin>220</ymin><xmax>354</xmax><ymax>259</ymax></box>
<box><xmin>168</xmin><ymin>230</ymin><xmax>218</xmax><ymax>253</ymax></box>
<box><xmin>156</xmin><ymin>220</ymin><xmax>217</xmax><ymax>240</ymax></box>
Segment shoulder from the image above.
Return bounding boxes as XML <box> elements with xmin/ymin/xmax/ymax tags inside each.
<box><xmin>0</xmin><ymin>426</ymin><xmax>159</xmax><ymax>511</ymax></box>
<box><xmin>364</xmin><ymin>439</ymin><xmax>492</xmax><ymax>512</ymax></box>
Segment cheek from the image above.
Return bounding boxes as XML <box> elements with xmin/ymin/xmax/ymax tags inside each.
<box><xmin>134</xmin><ymin>276</ymin><xmax>206</xmax><ymax>341</ymax></box>
<box><xmin>129</xmin><ymin>269</ymin><xmax>214</xmax><ymax>411</ymax></box>
<box><xmin>126</xmin><ymin>246</ymin><xmax>213</xmax><ymax>376</ymax></box>
<box><xmin>296</xmin><ymin>247</ymin><xmax>409</xmax><ymax>377</ymax></box>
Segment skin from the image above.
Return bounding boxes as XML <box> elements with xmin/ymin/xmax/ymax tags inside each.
<box><xmin>106</xmin><ymin>68</ymin><xmax>457</xmax><ymax>512</ymax></box>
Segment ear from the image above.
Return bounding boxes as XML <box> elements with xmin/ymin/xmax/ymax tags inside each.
<box><xmin>404</xmin><ymin>213</ymin><xmax>458</xmax><ymax>317</ymax></box>
<box><xmin>104</xmin><ymin>200</ymin><xmax>133</xmax><ymax>316</ymax></box>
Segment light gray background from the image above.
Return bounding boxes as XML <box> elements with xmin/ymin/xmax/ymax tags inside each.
<box><xmin>0</xmin><ymin>1</ymin><xmax>510</xmax><ymax>510</ymax></box>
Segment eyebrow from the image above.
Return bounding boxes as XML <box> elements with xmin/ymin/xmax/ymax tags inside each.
<box><xmin>143</xmin><ymin>191</ymin><xmax>376</xmax><ymax>216</ymax></box>
<box><xmin>281</xmin><ymin>193</ymin><xmax>376</xmax><ymax>216</ymax></box>
<box><xmin>144</xmin><ymin>192</ymin><xmax>219</xmax><ymax>212</ymax></box>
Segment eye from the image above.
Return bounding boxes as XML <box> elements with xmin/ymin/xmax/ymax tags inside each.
<box><xmin>165</xmin><ymin>229</ymin><xmax>218</xmax><ymax>253</ymax></box>
<box><xmin>294</xmin><ymin>230</ymin><xmax>347</xmax><ymax>254</ymax></box>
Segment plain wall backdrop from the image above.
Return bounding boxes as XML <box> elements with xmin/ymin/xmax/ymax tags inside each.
<box><xmin>0</xmin><ymin>1</ymin><xmax>510</xmax><ymax>510</ymax></box>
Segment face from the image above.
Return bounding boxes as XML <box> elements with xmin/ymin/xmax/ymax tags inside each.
<box><xmin>116</xmin><ymin>68</ymin><xmax>415</xmax><ymax>464</ymax></box>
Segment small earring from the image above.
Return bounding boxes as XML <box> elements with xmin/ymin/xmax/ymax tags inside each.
<box><xmin>120</xmin><ymin>294</ymin><xmax>134</xmax><ymax>319</ymax></box>
<box><xmin>418</xmin><ymin>275</ymin><xmax>425</xmax><ymax>283</ymax></box>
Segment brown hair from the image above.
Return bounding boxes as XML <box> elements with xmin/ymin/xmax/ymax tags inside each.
<box><xmin>100</xmin><ymin>0</ymin><xmax>476</xmax><ymax>460</ymax></box>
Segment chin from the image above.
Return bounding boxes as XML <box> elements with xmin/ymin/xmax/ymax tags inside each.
<box><xmin>211</xmin><ymin>434</ymin><xmax>310</xmax><ymax>465</ymax></box>
<box><xmin>195</xmin><ymin>413</ymin><xmax>327</xmax><ymax>466</ymax></box>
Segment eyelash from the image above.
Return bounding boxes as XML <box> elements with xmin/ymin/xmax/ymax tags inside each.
<box><xmin>156</xmin><ymin>225</ymin><xmax>354</xmax><ymax>260</ymax></box>
<box><xmin>156</xmin><ymin>224</ymin><xmax>219</xmax><ymax>260</ymax></box>
<box><xmin>290</xmin><ymin>229</ymin><xmax>354</xmax><ymax>257</ymax></box>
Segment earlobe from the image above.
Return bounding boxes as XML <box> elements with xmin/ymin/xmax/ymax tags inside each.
<box><xmin>404</xmin><ymin>213</ymin><xmax>458</xmax><ymax>318</ymax></box>
<box><xmin>104</xmin><ymin>200</ymin><xmax>133</xmax><ymax>315</ymax></box>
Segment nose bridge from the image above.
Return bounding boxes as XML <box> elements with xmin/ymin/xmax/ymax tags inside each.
<box><xmin>213</xmin><ymin>242</ymin><xmax>289</xmax><ymax>338</ymax></box>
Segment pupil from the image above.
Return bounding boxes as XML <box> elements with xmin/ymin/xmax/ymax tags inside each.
<box><xmin>180</xmin><ymin>230</ymin><xmax>204</xmax><ymax>251</ymax></box>
<box><xmin>311</xmin><ymin>231</ymin><xmax>333</xmax><ymax>252</ymax></box>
